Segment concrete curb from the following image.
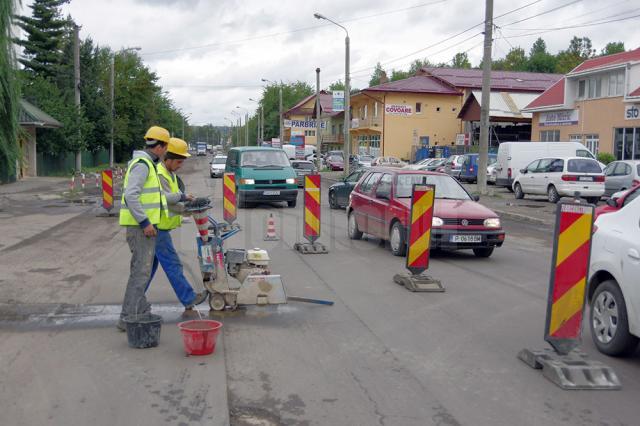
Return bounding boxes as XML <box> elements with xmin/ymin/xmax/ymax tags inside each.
<box><xmin>492</xmin><ymin>208</ymin><xmax>553</xmax><ymax>227</ymax></box>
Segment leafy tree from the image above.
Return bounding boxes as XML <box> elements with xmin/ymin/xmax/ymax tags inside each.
<box><xmin>0</xmin><ymin>0</ymin><xmax>20</xmax><ymax>181</ymax></box>
<box><xmin>328</xmin><ymin>80</ymin><xmax>345</xmax><ymax>91</ymax></box>
<box><xmin>555</xmin><ymin>36</ymin><xmax>595</xmax><ymax>73</ymax></box>
<box><xmin>259</xmin><ymin>81</ymin><xmax>313</xmax><ymax>142</ymax></box>
<box><xmin>408</xmin><ymin>58</ymin><xmax>432</xmax><ymax>73</ymax></box>
<box><xmin>14</xmin><ymin>0</ymin><xmax>69</xmax><ymax>79</ymax></box>
<box><xmin>502</xmin><ymin>47</ymin><xmax>528</xmax><ymax>71</ymax></box>
<box><xmin>369</xmin><ymin>62</ymin><xmax>385</xmax><ymax>87</ymax></box>
<box><xmin>451</xmin><ymin>52</ymin><xmax>471</xmax><ymax>69</ymax></box>
<box><xmin>390</xmin><ymin>69</ymin><xmax>411</xmax><ymax>81</ymax></box>
<box><xmin>601</xmin><ymin>42</ymin><xmax>624</xmax><ymax>56</ymax></box>
<box><xmin>527</xmin><ymin>38</ymin><xmax>557</xmax><ymax>73</ymax></box>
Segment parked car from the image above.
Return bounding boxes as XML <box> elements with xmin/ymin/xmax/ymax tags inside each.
<box><xmin>347</xmin><ymin>168</ymin><xmax>505</xmax><ymax>258</ymax></box>
<box><xmin>328</xmin><ymin>168</ymin><xmax>368</xmax><ymax>209</ymax></box>
<box><xmin>495</xmin><ymin>141</ymin><xmax>597</xmax><ymax>189</ymax></box>
<box><xmin>226</xmin><ymin>147</ymin><xmax>298</xmax><ymax>208</ymax></box>
<box><xmin>443</xmin><ymin>155</ymin><xmax>465</xmax><ymax>179</ymax></box>
<box><xmin>459</xmin><ymin>153</ymin><xmax>497</xmax><ymax>183</ymax></box>
<box><xmin>371</xmin><ymin>156</ymin><xmax>406</xmax><ymax>167</ymax></box>
<box><xmin>487</xmin><ymin>162</ymin><xmax>498</xmax><ymax>184</ymax></box>
<box><xmin>290</xmin><ymin>160</ymin><xmax>317</xmax><ymax>187</ymax></box>
<box><xmin>420</xmin><ymin>158</ymin><xmax>446</xmax><ymax>171</ymax></box>
<box><xmin>588</xmin><ymin>195</ymin><xmax>640</xmax><ymax>356</ymax></box>
<box><xmin>326</xmin><ymin>154</ymin><xmax>344</xmax><ymax>171</ymax></box>
<box><xmin>603</xmin><ymin>160</ymin><xmax>640</xmax><ymax>197</ymax></box>
<box><xmin>354</xmin><ymin>154</ymin><xmax>375</xmax><ymax>168</ymax></box>
<box><xmin>209</xmin><ymin>155</ymin><xmax>227</xmax><ymax>178</ymax></box>
<box><xmin>595</xmin><ymin>185</ymin><xmax>640</xmax><ymax>219</ymax></box>
<box><xmin>512</xmin><ymin>157</ymin><xmax>604</xmax><ymax>204</ymax></box>
<box><xmin>404</xmin><ymin>158</ymin><xmax>436</xmax><ymax>170</ymax></box>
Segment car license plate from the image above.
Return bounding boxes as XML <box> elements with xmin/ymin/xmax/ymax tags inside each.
<box><xmin>579</xmin><ymin>176</ymin><xmax>593</xmax><ymax>181</ymax></box>
<box><xmin>263</xmin><ymin>190</ymin><xmax>280</xmax><ymax>196</ymax></box>
<box><xmin>450</xmin><ymin>235</ymin><xmax>481</xmax><ymax>243</ymax></box>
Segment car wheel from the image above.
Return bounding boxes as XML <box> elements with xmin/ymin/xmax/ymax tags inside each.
<box><xmin>347</xmin><ymin>211</ymin><xmax>362</xmax><ymax>240</ymax></box>
<box><xmin>547</xmin><ymin>185</ymin><xmax>560</xmax><ymax>203</ymax></box>
<box><xmin>472</xmin><ymin>247</ymin><xmax>494</xmax><ymax>258</ymax></box>
<box><xmin>287</xmin><ymin>199</ymin><xmax>296</xmax><ymax>208</ymax></box>
<box><xmin>389</xmin><ymin>221</ymin><xmax>406</xmax><ymax>256</ymax></box>
<box><xmin>590</xmin><ymin>280</ymin><xmax>639</xmax><ymax>356</ymax></box>
<box><xmin>514</xmin><ymin>183</ymin><xmax>524</xmax><ymax>199</ymax></box>
<box><xmin>210</xmin><ymin>173</ymin><xmax>214</xmax><ymax>178</ymax></box>
<box><xmin>329</xmin><ymin>191</ymin><xmax>338</xmax><ymax>209</ymax></box>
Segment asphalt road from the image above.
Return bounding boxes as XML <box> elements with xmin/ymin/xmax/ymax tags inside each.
<box><xmin>1</xmin><ymin>155</ymin><xmax>639</xmax><ymax>426</ymax></box>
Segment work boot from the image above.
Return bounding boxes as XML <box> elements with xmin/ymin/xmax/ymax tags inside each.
<box><xmin>186</xmin><ymin>291</ymin><xmax>209</xmax><ymax>310</ymax></box>
<box><xmin>116</xmin><ymin>318</ymin><xmax>126</xmax><ymax>332</ymax></box>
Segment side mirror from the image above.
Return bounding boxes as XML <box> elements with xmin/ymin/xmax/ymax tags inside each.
<box><xmin>520</xmin><ymin>168</ymin><xmax>527</xmax><ymax>174</ymax></box>
<box><xmin>473</xmin><ymin>194</ymin><xmax>480</xmax><ymax>201</ymax></box>
<box><xmin>606</xmin><ymin>198</ymin><xmax>617</xmax><ymax>207</ymax></box>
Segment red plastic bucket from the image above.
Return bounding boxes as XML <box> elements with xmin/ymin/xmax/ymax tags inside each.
<box><xmin>177</xmin><ymin>320</ymin><xmax>223</xmax><ymax>356</ymax></box>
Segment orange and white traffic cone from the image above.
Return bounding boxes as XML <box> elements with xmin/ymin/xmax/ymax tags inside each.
<box><xmin>264</xmin><ymin>213</ymin><xmax>279</xmax><ymax>241</ymax></box>
<box><xmin>192</xmin><ymin>210</ymin><xmax>210</xmax><ymax>243</ymax></box>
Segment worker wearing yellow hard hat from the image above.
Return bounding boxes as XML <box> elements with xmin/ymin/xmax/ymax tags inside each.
<box><xmin>144</xmin><ymin>137</ymin><xmax>208</xmax><ymax>311</ymax></box>
<box><xmin>118</xmin><ymin>125</ymin><xmax>170</xmax><ymax>331</ymax></box>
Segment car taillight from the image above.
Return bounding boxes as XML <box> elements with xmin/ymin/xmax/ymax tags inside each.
<box><xmin>470</xmin><ymin>166</ymin><xmax>474</xmax><ymax>173</ymax></box>
<box><xmin>594</xmin><ymin>175</ymin><xmax>605</xmax><ymax>182</ymax></box>
<box><xmin>561</xmin><ymin>175</ymin><xmax>578</xmax><ymax>181</ymax></box>
<box><xmin>508</xmin><ymin>168</ymin><xmax>512</xmax><ymax>178</ymax></box>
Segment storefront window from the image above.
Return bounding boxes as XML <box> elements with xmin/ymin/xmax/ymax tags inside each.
<box><xmin>370</xmin><ymin>135</ymin><xmax>381</xmax><ymax>157</ymax></box>
<box><xmin>540</xmin><ymin>130</ymin><xmax>560</xmax><ymax>142</ymax></box>
<box><xmin>358</xmin><ymin>135</ymin><xmax>369</xmax><ymax>155</ymax></box>
<box><xmin>614</xmin><ymin>128</ymin><xmax>640</xmax><ymax>160</ymax></box>
<box><xmin>569</xmin><ymin>134</ymin><xmax>582</xmax><ymax>143</ymax></box>
<box><xmin>585</xmin><ymin>134</ymin><xmax>599</xmax><ymax>155</ymax></box>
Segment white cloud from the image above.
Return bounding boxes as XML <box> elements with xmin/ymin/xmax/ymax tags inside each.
<box><xmin>19</xmin><ymin>0</ymin><xmax>640</xmax><ymax>125</ymax></box>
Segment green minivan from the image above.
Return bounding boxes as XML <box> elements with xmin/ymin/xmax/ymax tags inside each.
<box><xmin>225</xmin><ymin>147</ymin><xmax>299</xmax><ymax>208</ymax></box>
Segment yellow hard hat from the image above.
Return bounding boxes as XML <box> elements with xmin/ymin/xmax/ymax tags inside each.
<box><xmin>144</xmin><ymin>126</ymin><xmax>171</xmax><ymax>144</ymax></box>
<box><xmin>167</xmin><ymin>137</ymin><xmax>191</xmax><ymax>158</ymax></box>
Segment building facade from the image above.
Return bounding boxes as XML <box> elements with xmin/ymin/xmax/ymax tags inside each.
<box><xmin>524</xmin><ymin>48</ymin><xmax>640</xmax><ymax>159</ymax></box>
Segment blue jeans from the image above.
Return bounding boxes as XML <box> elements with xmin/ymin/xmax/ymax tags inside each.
<box><xmin>146</xmin><ymin>230</ymin><xmax>197</xmax><ymax>306</ymax></box>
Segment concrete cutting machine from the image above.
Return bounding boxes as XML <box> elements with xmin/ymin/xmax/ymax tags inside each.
<box><xmin>187</xmin><ymin>201</ymin><xmax>287</xmax><ymax>311</ymax></box>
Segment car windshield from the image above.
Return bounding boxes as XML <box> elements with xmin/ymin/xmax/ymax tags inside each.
<box><xmin>395</xmin><ymin>174</ymin><xmax>471</xmax><ymax>200</ymax></box>
<box><xmin>567</xmin><ymin>159</ymin><xmax>601</xmax><ymax>173</ymax></box>
<box><xmin>488</xmin><ymin>157</ymin><xmax>497</xmax><ymax>165</ymax></box>
<box><xmin>240</xmin><ymin>150</ymin><xmax>289</xmax><ymax>167</ymax></box>
<box><xmin>293</xmin><ymin>162</ymin><xmax>315</xmax><ymax>170</ymax></box>
<box><xmin>212</xmin><ymin>157</ymin><xmax>226</xmax><ymax>164</ymax></box>
<box><xmin>328</xmin><ymin>155</ymin><xmax>343</xmax><ymax>162</ymax></box>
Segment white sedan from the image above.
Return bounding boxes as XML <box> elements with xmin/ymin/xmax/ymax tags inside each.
<box><xmin>588</xmin><ymin>195</ymin><xmax>640</xmax><ymax>356</ymax></box>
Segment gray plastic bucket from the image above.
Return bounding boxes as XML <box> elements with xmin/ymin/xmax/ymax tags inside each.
<box><xmin>124</xmin><ymin>313</ymin><xmax>163</xmax><ymax>349</ymax></box>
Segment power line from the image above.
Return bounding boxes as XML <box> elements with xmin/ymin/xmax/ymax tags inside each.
<box><xmin>141</xmin><ymin>0</ymin><xmax>447</xmax><ymax>57</ymax></box>
<box><xmin>500</xmin><ymin>0</ymin><xmax>583</xmax><ymax>27</ymax></box>
<box><xmin>502</xmin><ymin>12</ymin><xmax>640</xmax><ymax>39</ymax></box>
<box><xmin>504</xmin><ymin>7</ymin><xmax>640</xmax><ymax>31</ymax></box>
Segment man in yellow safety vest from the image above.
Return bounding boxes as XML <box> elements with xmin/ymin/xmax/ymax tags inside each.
<box><xmin>118</xmin><ymin>126</ymin><xmax>170</xmax><ymax>331</ymax></box>
<box><xmin>148</xmin><ymin>137</ymin><xmax>208</xmax><ymax>310</ymax></box>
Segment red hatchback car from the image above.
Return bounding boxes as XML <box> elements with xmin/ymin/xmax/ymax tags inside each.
<box><xmin>595</xmin><ymin>185</ymin><xmax>640</xmax><ymax>219</ymax></box>
<box><xmin>347</xmin><ymin>168</ymin><xmax>506</xmax><ymax>258</ymax></box>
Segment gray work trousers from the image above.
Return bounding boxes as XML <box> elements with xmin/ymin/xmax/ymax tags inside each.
<box><xmin>120</xmin><ymin>226</ymin><xmax>155</xmax><ymax>318</ymax></box>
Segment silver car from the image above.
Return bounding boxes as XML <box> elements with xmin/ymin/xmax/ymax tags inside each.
<box><xmin>290</xmin><ymin>160</ymin><xmax>317</xmax><ymax>187</ymax></box>
<box><xmin>209</xmin><ymin>155</ymin><xmax>227</xmax><ymax>178</ymax></box>
<box><xmin>603</xmin><ymin>160</ymin><xmax>640</xmax><ymax>197</ymax></box>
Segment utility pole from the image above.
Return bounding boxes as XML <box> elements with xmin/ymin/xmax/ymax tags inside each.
<box><xmin>315</xmin><ymin>68</ymin><xmax>322</xmax><ymax>170</ymax></box>
<box><xmin>344</xmin><ymin>34</ymin><xmax>351</xmax><ymax>175</ymax></box>
<box><xmin>278</xmin><ymin>86</ymin><xmax>283</xmax><ymax>142</ymax></box>
<box><xmin>478</xmin><ymin>0</ymin><xmax>493</xmax><ymax>195</ymax></box>
<box><xmin>245</xmin><ymin>113</ymin><xmax>249</xmax><ymax>146</ymax></box>
<box><xmin>109</xmin><ymin>56</ymin><xmax>115</xmax><ymax>168</ymax></box>
<box><xmin>73</xmin><ymin>24</ymin><xmax>82</xmax><ymax>172</ymax></box>
<box><xmin>260</xmin><ymin>106</ymin><xmax>264</xmax><ymax>143</ymax></box>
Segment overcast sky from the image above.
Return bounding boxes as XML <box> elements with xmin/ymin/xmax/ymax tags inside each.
<box><xmin>19</xmin><ymin>0</ymin><xmax>640</xmax><ymax>126</ymax></box>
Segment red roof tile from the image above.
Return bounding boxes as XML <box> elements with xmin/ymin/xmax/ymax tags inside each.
<box><xmin>364</xmin><ymin>75</ymin><xmax>460</xmax><ymax>95</ymax></box>
<box><xmin>629</xmin><ymin>86</ymin><xmax>640</xmax><ymax>97</ymax></box>
<box><xmin>285</xmin><ymin>91</ymin><xmax>334</xmax><ymax>116</ymax></box>
<box><xmin>420</xmin><ymin>67</ymin><xmax>562</xmax><ymax>92</ymax></box>
<box><xmin>571</xmin><ymin>48</ymin><xmax>640</xmax><ymax>74</ymax></box>
<box><xmin>524</xmin><ymin>79</ymin><xmax>565</xmax><ymax>110</ymax></box>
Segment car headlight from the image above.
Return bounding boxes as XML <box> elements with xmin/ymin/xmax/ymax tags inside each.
<box><xmin>240</xmin><ymin>178</ymin><xmax>255</xmax><ymax>185</ymax></box>
<box><xmin>484</xmin><ymin>218</ymin><xmax>501</xmax><ymax>228</ymax></box>
<box><xmin>432</xmin><ymin>217</ymin><xmax>444</xmax><ymax>227</ymax></box>
<box><xmin>286</xmin><ymin>178</ymin><xmax>296</xmax><ymax>184</ymax></box>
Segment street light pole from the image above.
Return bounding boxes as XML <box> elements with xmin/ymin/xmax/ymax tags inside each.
<box><xmin>236</xmin><ymin>106</ymin><xmax>249</xmax><ymax>146</ymax></box>
<box><xmin>110</xmin><ymin>47</ymin><xmax>141</xmax><ymax>168</ymax></box>
<box><xmin>182</xmin><ymin>113</ymin><xmax>191</xmax><ymax>139</ymax></box>
<box><xmin>314</xmin><ymin>13</ymin><xmax>350</xmax><ymax>174</ymax></box>
<box><xmin>478</xmin><ymin>0</ymin><xmax>493</xmax><ymax>195</ymax></box>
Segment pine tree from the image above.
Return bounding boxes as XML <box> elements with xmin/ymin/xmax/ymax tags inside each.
<box><xmin>0</xmin><ymin>0</ymin><xmax>20</xmax><ymax>181</ymax></box>
<box><xmin>14</xmin><ymin>0</ymin><xmax>70</xmax><ymax>79</ymax></box>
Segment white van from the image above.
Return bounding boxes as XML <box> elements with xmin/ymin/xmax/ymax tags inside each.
<box><xmin>282</xmin><ymin>144</ymin><xmax>316</xmax><ymax>160</ymax></box>
<box><xmin>495</xmin><ymin>142</ymin><xmax>597</xmax><ymax>189</ymax></box>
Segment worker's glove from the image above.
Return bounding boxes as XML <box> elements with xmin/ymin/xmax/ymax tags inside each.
<box><xmin>184</xmin><ymin>197</ymin><xmax>212</xmax><ymax>211</ymax></box>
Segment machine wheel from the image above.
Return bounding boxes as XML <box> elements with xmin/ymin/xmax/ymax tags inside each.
<box><xmin>347</xmin><ymin>211</ymin><xmax>362</xmax><ymax>240</ymax></box>
<box><xmin>329</xmin><ymin>191</ymin><xmax>338</xmax><ymax>209</ymax></box>
<box><xmin>473</xmin><ymin>247</ymin><xmax>494</xmax><ymax>258</ymax></box>
<box><xmin>389</xmin><ymin>221</ymin><xmax>407</xmax><ymax>257</ymax></box>
<box><xmin>590</xmin><ymin>280</ymin><xmax>639</xmax><ymax>356</ymax></box>
<box><xmin>514</xmin><ymin>183</ymin><xmax>524</xmax><ymax>199</ymax></box>
<box><xmin>224</xmin><ymin>293</ymin><xmax>238</xmax><ymax>311</ymax></box>
<box><xmin>547</xmin><ymin>185</ymin><xmax>560</xmax><ymax>203</ymax></box>
<box><xmin>209</xmin><ymin>293</ymin><xmax>226</xmax><ymax>311</ymax></box>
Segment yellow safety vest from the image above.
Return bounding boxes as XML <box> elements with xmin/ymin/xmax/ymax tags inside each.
<box><xmin>157</xmin><ymin>162</ymin><xmax>183</xmax><ymax>231</ymax></box>
<box><xmin>119</xmin><ymin>157</ymin><xmax>167</xmax><ymax>226</ymax></box>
